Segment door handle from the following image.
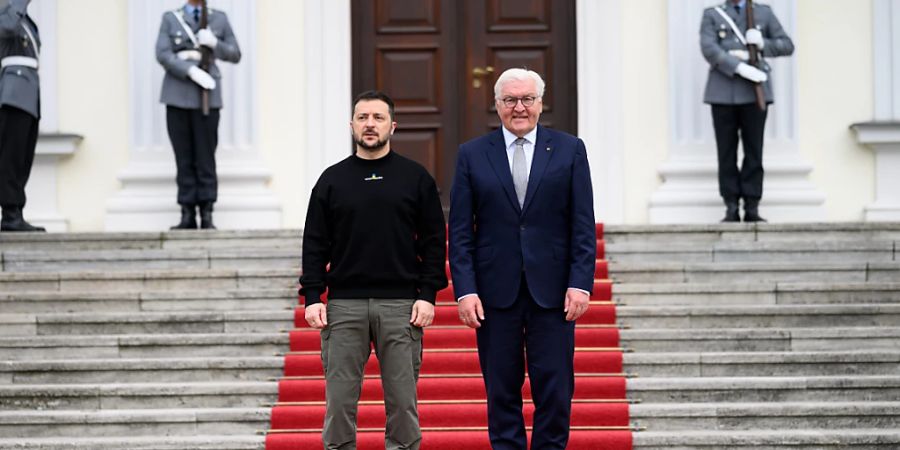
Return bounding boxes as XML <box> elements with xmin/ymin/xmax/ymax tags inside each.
<box><xmin>471</xmin><ymin>66</ymin><xmax>494</xmax><ymax>88</ymax></box>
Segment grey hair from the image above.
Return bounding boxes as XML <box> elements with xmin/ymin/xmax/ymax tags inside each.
<box><xmin>493</xmin><ymin>68</ymin><xmax>546</xmax><ymax>99</ymax></box>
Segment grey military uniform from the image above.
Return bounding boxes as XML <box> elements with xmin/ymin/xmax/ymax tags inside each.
<box><xmin>0</xmin><ymin>0</ymin><xmax>39</xmax><ymax>119</ymax></box>
<box><xmin>156</xmin><ymin>7</ymin><xmax>240</xmax><ymax>110</ymax></box>
<box><xmin>700</xmin><ymin>2</ymin><xmax>794</xmax><ymax>105</ymax></box>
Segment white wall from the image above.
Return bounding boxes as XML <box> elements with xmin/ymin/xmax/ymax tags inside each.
<box><xmin>797</xmin><ymin>0</ymin><xmax>874</xmax><ymax>220</ymax></box>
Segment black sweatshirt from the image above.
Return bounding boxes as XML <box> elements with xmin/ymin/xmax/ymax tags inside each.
<box><xmin>299</xmin><ymin>151</ymin><xmax>448</xmax><ymax>306</ymax></box>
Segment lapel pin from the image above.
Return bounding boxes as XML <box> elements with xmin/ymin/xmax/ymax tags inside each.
<box><xmin>546</xmin><ymin>146</ymin><xmax>551</xmax><ymax>152</ymax></box>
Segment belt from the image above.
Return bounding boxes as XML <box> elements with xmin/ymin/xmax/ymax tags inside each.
<box><xmin>1</xmin><ymin>56</ymin><xmax>38</xmax><ymax>69</ymax></box>
<box><xmin>176</xmin><ymin>50</ymin><xmax>202</xmax><ymax>61</ymax></box>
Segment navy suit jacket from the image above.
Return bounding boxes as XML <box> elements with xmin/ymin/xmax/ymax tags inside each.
<box><xmin>448</xmin><ymin>125</ymin><xmax>596</xmax><ymax>309</ymax></box>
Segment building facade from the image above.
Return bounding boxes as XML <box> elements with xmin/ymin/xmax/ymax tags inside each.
<box><xmin>24</xmin><ymin>0</ymin><xmax>890</xmax><ymax>231</ymax></box>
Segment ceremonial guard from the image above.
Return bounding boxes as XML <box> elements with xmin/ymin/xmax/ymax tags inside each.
<box><xmin>700</xmin><ymin>0</ymin><xmax>794</xmax><ymax>222</ymax></box>
<box><xmin>156</xmin><ymin>1</ymin><xmax>240</xmax><ymax>229</ymax></box>
<box><xmin>0</xmin><ymin>0</ymin><xmax>44</xmax><ymax>232</ymax></box>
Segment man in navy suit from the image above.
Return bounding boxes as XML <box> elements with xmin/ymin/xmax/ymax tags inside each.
<box><xmin>448</xmin><ymin>68</ymin><xmax>596</xmax><ymax>449</ymax></box>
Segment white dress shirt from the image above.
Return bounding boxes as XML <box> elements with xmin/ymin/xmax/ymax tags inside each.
<box><xmin>502</xmin><ymin>126</ymin><xmax>538</xmax><ymax>180</ymax></box>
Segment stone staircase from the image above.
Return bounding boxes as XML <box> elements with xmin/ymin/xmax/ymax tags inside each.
<box><xmin>0</xmin><ymin>224</ymin><xmax>898</xmax><ymax>449</ymax></box>
<box><xmin>0</xmin><ymin>231</ymin><xmax>294</xmax><ymax>449</ymax></box>
<box><xmin>607</xmin><ymin>223</ymin><xmax>900</xmax><ymax>449</ymax></box>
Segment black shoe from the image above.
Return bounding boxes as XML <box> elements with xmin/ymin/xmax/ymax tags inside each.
<box><xmin>0</xmin><ymin>207</ymin><xmax>46</xmax><ymax>232</ymax></box>
<box><xmin>199</xmin><ymin>202</ymin><xmax>216</xmax><ymax>230</ymax></box>
<box><xmin>720</xmin><ymin>199</ymin><xmax>740</xmax><ymax>223</ymax></box>
<box><xmin>170</xmin><ymin>205</ymin><xmax>198</xmax><ymax>230</ymax></box>
<box><xmin>743</xmin><ymin>199</ymin><xmax>767</xmax><ymax>223</ymax></box>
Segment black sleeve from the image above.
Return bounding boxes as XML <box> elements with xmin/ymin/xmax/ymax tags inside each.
<box><xmin>299</xmin><ymin>179</ymin><xmax>331</xmax><ymax>307</ymax></box>
<box><xmin>414</xmin><ymin>171</ymin><xmax>449</xmax><ymax>303</ymax></box>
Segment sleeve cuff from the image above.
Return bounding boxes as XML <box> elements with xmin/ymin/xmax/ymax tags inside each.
<box><xmin>303</xmin><ymin>289</ymin><xmax>323</xmax><ymax>307</ymax></box>
<box><xmin>418</xmin><ymin>287</ymin><xmax>437</xmax><ymax>304</ymax></box>
<box><xmin>569</xmin><ymin>287</ymin><xmax>591</xmax><ymax>297</ymax></box>
<box><xmin>456</xmin><ymin>293</ymin><xmax>478</xmax><ymax>303</ymax></box>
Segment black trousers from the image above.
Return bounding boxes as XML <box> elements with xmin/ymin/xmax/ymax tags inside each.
<box><xmin>0</xmin><ymin>106</ymin><xmax>39</xmax><ymax>209</ymax></box>
<box><xmin>166</xmin><ymin>106</ymin><xmax>220</xmax><ymax>206</ymax></box>
<box><xmin>711</xmin><ymin>104</ymin><xmax>768</xmax><ymax>202</ymax></box>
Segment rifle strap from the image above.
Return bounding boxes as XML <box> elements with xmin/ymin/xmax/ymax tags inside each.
<box><xmin>21</xmin><ymin>21</ymin><xmax>39</xmax><ymax>59</ymax></box>
<box><xmin>170</xmin><ymin>9</ymin><xmax>199</xmax><ymax>49</ymax></box>
<box><xmin>714</xmin><ymin>6</ymin><xmax>747</xmax><ymax>46</ymax></box>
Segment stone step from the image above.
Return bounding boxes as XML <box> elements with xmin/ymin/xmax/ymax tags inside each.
<box><xmin>628</xmin><ymin>376</ymin><xmax>900</xmax><ymax>403</ymax></box>
<box><xmin>16</xmin><ymin>375</ymin><xmax>894</xmax><ymax>412</ymax></box>
<box><xmin>5</xmin><ymin>375</ymin><xmax>897</xmax><ymax>418</ymax></box>
<box><xmin>3</xmin><ymin>326</ymin><xmax>895</xmax><ymax>362</ymax></box>
<box><xmin>0</xmin><ymin>333</ymin><xmax>290</xmax><ymax>360</ymax></box>
<box><xmin>0</xmin><ymin>269</ymin><xmax>297</xmax><ymax>293</ymax></box>
<box><xmin>0</xmin><ymin>311</ymin><xmax>294</xmax><ymax>336</ymax></box>
<box><xmin>604</xmin><ymin>223</ymin><xmax>900</xmax><ymax>244</ymax></box>
<box><xmin>609</xmin><ymin>261</ymin><xmax>900</xmax><ymax>284</ymax></box>
<box><xmin>0</xmin><ymin>288</ymin><xmax>297</xmax><ymax>313</ymax></box>
<box><xmin>0</xmin><ymin>248</ymin><xmax>300</xmax><ymax>273</ymax></box>
<box><xmin>0</xmin><ymin>357</ymin><xmax>284</xmax><ymax>385</ymax></box>
<box><xmin>4</xmin><ymin>351</ymin><xmax>898</xmax><ymax>385</ymax></box>
<box><xmin>620</xmin><ymin>327</ymin><xmax>900</xmax><ymax>352</ymax></box>
<box><xmin>625</xmin><ymin>351</ymin><xmax>900</xmax><ymax>377</ymax></box>
<box><xmin>632</xmin><ymin>429</ymin><xmax>900</xmax><ymax>449</ymax></box>
<box><xmin>0</xmin><ymin>408</ymin><xmax>269</xmax><ymax>438</ymax></box>
<box><xmin>629</xmin><ymin>401</ymin><xmax>900</xmax><ymax>431</ymax></box>
<box><xmin>617</xmin><ymin>304</ymin><xmax>900</xmax><ymax>329</ymax></box>
<box><xmin>0</xmin><ymin>382</ymin><xmax>277</xmax><ymax>411</ymax></box>
<box><xmin>0</xmin><ymin>436</ymin><xmax>265</xmax><ymax>450</ymax></box>
<box><xmin>613</xmin><ymin>282</ymin><xmax>900</xmax><ymax>306</ymax></box>
<box><xmin>606</xmin><ymin>240</ymin><xmax>896</xmax><ymax>263</ymax></box>
<box><xmin>0</xmin><ymin>230</ymin><xmax>302</xmax><ymax>251</ymax></box>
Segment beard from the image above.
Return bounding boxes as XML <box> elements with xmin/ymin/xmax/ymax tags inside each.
<box><xmin>354</xmin><ymin>132</ymin><xmax>390</xmax><ymax>152</ymax></box>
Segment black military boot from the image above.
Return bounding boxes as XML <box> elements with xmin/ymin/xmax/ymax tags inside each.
<box><xmin>721</xmin><ymin>198</ymin><xmax>740</xmax><ymax>223</ymax></box>
<box><xmin>0</xmin><ymin>206</ymin><xmax>46</xmax><ymax>232</ymax></box>
<box><xmin>199</xmin><ymin>202</ymin><xmax>216</xmax><ymax>230</ymax></box>
<box><xmin>170</xmin><ymin>205</ymin><xmax>198</xmax><ymax>230</ymax></box>
<box><xmin>743</xmin><ymin>198</ymin><xmax>767</xmax><ymax>223</ymax></box>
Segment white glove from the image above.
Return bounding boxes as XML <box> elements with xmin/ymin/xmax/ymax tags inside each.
<box><xmin>729</xmin><ymin>49</ymin><xmax>749</xmax><ymax>61</ymax></box>
<box><xmin>746</xmin><ymin>28</ymin><xmax>765</xmax><ymax>50</ymax></box>
<box><xmin>197</xmin><ymin>28</ymin><xmax>218</xmax><ymax>49</ymax></box>
<box><xmin>187</xmin><ymin>66</ymin><xmax>216</xmax><ymax>90</ymax></box>
<box><xmin>736</xmin><ymin>62</ymin><xmax>767</xmax><ymax>83</ymax></box>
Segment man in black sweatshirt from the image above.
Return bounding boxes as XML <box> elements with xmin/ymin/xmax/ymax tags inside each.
<box><xmin>299</xmin><ymin>91</ymin><xmax>447</xmax><ymax>450</ymax></box>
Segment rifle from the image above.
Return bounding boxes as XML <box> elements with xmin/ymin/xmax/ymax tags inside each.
<box><xmin>199</xmin><ymin>0</ymin><xmax>211</xmax><ymax>116</ymax></box>
<box><xmin>745</xmin><ymin>0</ymin><xmax>767</xmax><ymax>111</ymax></box>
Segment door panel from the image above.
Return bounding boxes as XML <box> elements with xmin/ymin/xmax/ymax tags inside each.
<box><xmin>353</xmin><ymin>0</ymin><xmax>576</xmax><ymax>205</ymax></box>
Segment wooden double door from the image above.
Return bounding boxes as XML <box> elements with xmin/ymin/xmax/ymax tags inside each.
<box><xmin>352</xmin><ymin>0</ymin><xmax>577</xmax><ymax>205</ymax></box>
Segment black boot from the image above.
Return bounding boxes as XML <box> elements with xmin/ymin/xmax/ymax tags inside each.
<box><xmin>721</xmin><ymin>198</ymin><xmax>740</xmax><ymax>223</ymax></box>
<box><xmin>170</xmin><ymin>205</ymin><xmax>198</xmax><ymax>230</ymax></box>
<box><xmin>199</xmin><ymin>202</ymin><xmax>216</xmax><ymax>230</ymax></box>
<box><xmin>0</xmin><ymin>206</ymin><xmax>46</xmax><ymax>232</ymax></box>
<box><xmin>743</xmin><ymin>198</ymin><xmax>767</xmax><ymax>223</ymax></box>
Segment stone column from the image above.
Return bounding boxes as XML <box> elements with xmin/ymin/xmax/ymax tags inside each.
<box><xmin>576</xmin><ymin>0</ymin><xmax>626</xmax><ymax>224</ymax></box>
<box><xmin>106</xmin><ymin>0</ymin><xmax>281</xmax><ymax>231</ymax></box>
<box><xmin>25</xmin><ymin>0</ymin><xmax>82</xmax><ymax>232</ymax></box>
<box><xmin>851</xmin><ymin>0</ymin><xmax>900</xmax><ymax>221</ymax></box>
<box><xmin>300</xmin><ymin>0</ymin><xmax>353</xmax><ymax>215</ymax></box>
<box><xmin>650</xmin><ymin>0</ymin><xmax>825</xmax><ymax>223</ymax></box>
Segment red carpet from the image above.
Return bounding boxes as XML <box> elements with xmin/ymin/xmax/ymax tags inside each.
<box><xmin>268</xmin><ymin>223</ymin><xmax>632</xmax><ymax>449</ymax></box>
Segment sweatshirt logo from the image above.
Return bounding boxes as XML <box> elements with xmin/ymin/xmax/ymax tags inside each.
<box><xmin>364</xmin><ymin>173</ymin><xmax>384</xmax><ymax>181</ymax></box>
